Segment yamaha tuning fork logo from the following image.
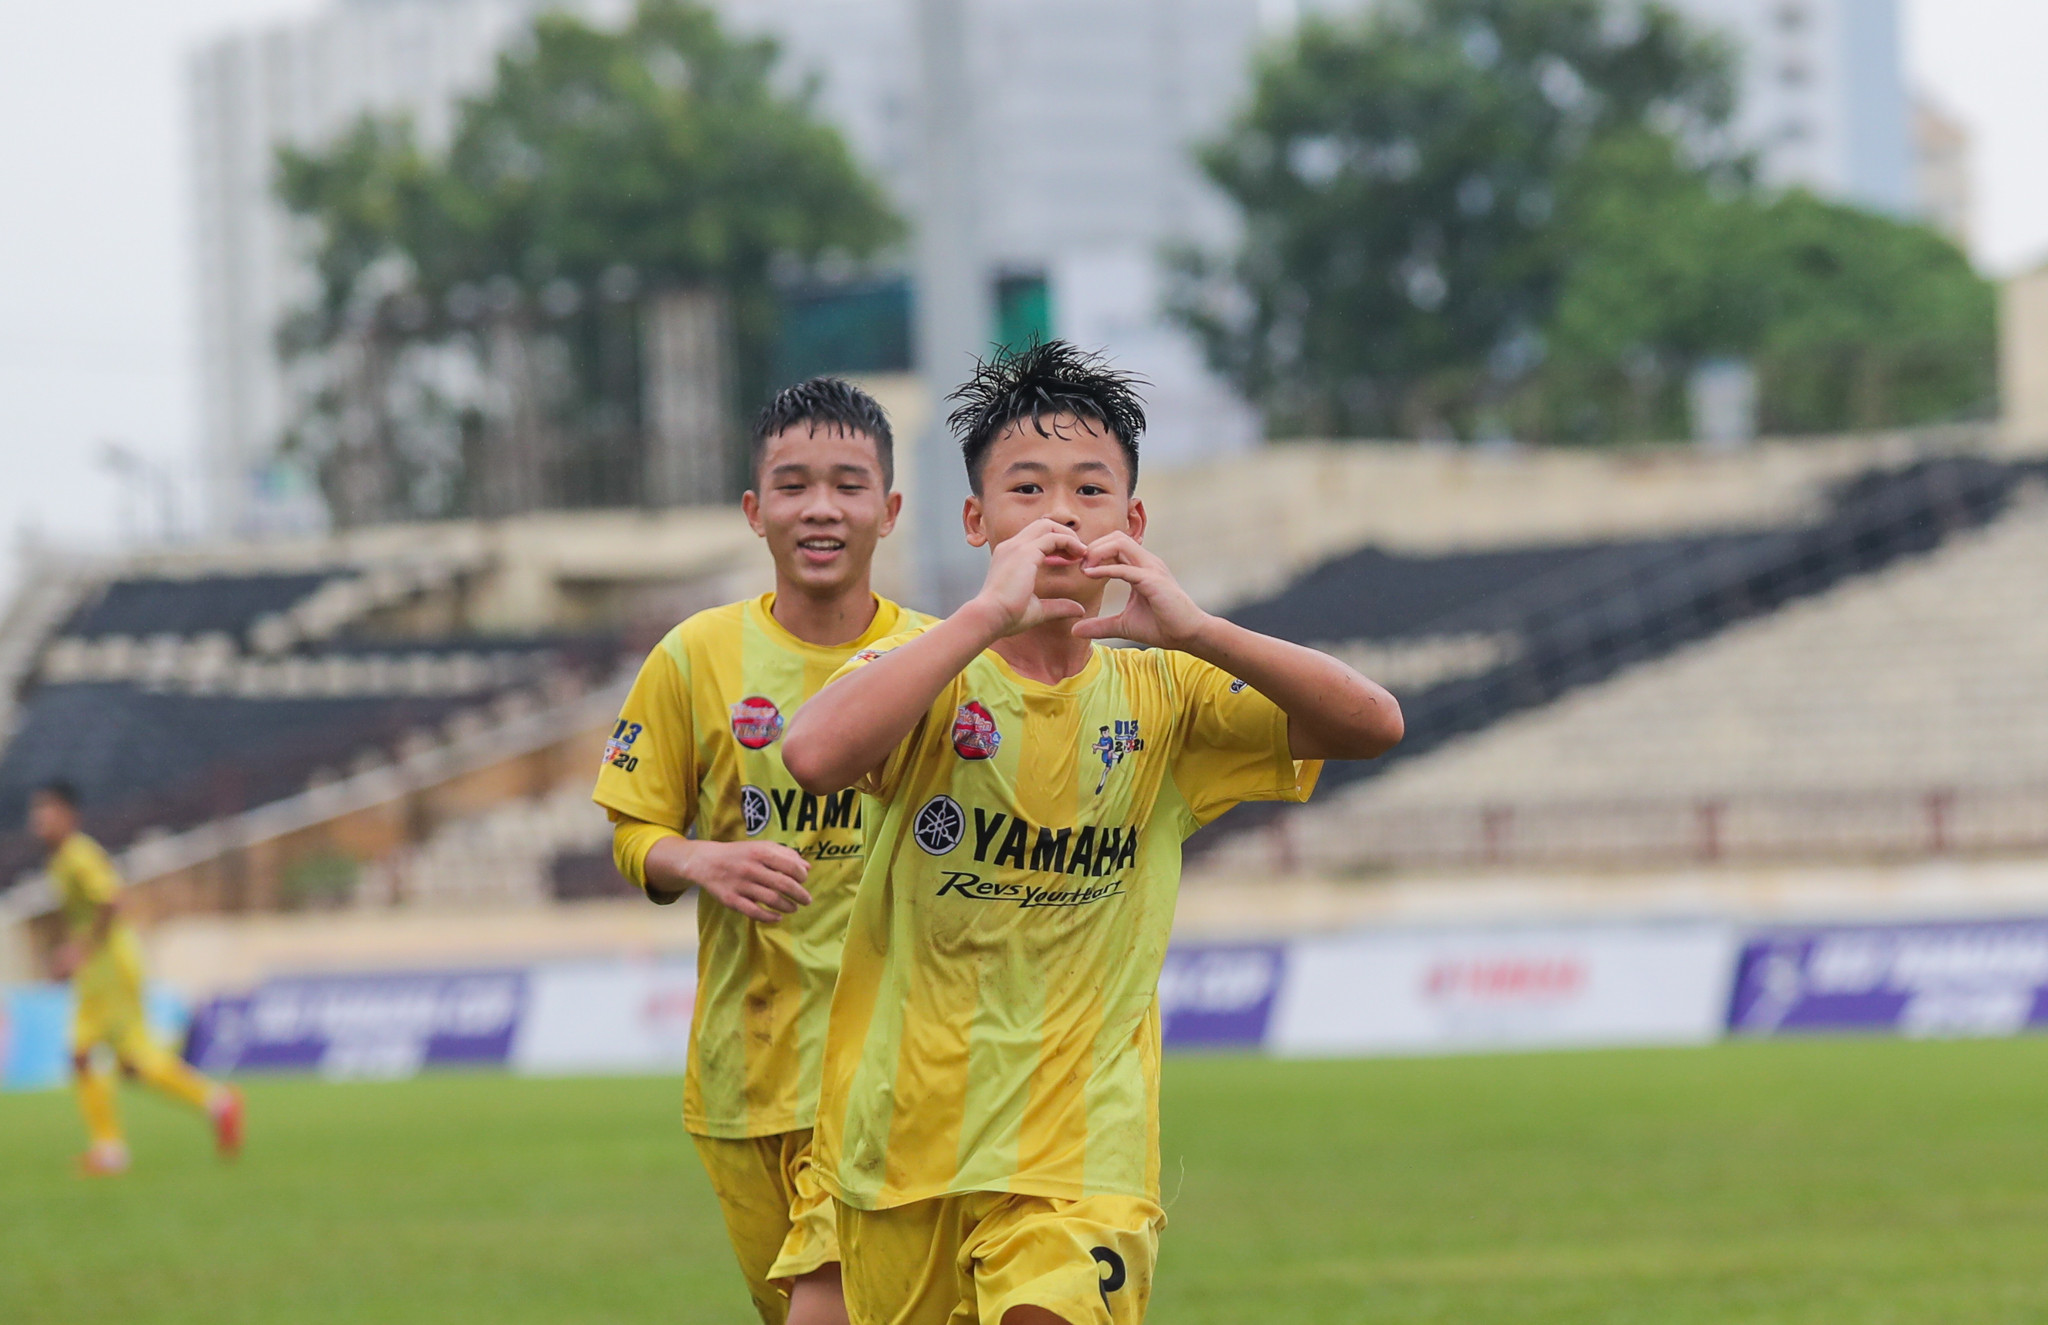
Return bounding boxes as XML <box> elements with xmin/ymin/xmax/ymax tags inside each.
<box><xmin>740</xmin><ymin>786</ymin><xmax>771</xmax><ymax>836</ymax></box>
<box><xmin>914</xmin><ymin>795</ymin><xmax>966</xmax><ymax>854</ymax></box>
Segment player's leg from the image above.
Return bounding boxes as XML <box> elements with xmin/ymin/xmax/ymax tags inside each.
<box><xmin>70</xmin><ymin>998</ymin><xmax>129</xmax><ymax>1174</ymax></box>
<box><xmin>786</xmin><ymin>1264</ymin><xmax>849</xmax><ymax>1325</ymax></box>
<box><xmin>772</xmin><ymin>1135</ymin><xmax>849</xmax><ymax>1325</ymax></box>
<box><xmin>108</xmin><ymin>1004</ymin><xmax>244</xmax><ymax>1157</ymax></box>
<box><xmin>72</xmin><ymin>1047</ymin><xmax>130</xmax><ymax>1175</ymax></box>
<box><xmin>972</xmin><ymin>1195</ymin><xmax>1164</xmax><ymax>1325</ymax></box>
<box><xmin>695</xmin><ymin>1132</ymin><xmax>815</xmax><ymax>1325</ymax></box>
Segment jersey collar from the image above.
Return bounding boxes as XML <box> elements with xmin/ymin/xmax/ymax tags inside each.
<box><xmin>750</xmin><ymin>591</ymin><xmax>898</xmax><ymax>660</ymax></box>
<box><xmin>982</xmin><ymin>639</ymin><xmax>1105</xmax><ymax>696</ymax></box>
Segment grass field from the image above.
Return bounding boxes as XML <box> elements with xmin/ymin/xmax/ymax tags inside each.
<box><xmin>8</xmin><ymin>1039</ymin><xmax>2048</xmax><ymax>1323</ymax></box>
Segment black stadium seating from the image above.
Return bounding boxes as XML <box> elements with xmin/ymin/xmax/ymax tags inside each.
<box><xmin>1194</xmin><ymin>455</ymin><xmax>2048</xmax><ymax>850</ymax></box>
<box><xmin>61</xmin><ymin>573</ymin><xmax>338</xmax><ymax>640</ymax></box>
<box><xmin>0</xmin><ymin>568</ymin><xmax>623</xmax><ymax>891</ymax></box>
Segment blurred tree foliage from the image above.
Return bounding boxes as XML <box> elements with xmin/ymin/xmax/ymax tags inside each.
<box><xmin>276</xmin><ymin>0</ymin><xmax>900</xmax><ymax>521</ymax></box>
<box><xmin>1172</xmin><ymin>0</ymin><xmax>1995</xmax><ymax>443</ymax></box>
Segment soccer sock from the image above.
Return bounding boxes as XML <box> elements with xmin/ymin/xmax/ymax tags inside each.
<box><xmin>76</xmin><ymin>1067</ymin><xmax>124</xmax><ymax>1149</ymax></box>
<box><xmin>132</xmin><ymin>1049</ymin><xmax>217</xmax><ymax>1113</ymax></box>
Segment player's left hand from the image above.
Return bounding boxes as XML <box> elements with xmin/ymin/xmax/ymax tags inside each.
<box><xmin>1074</xmin><ymin>532</ymin><xmax>1213</xmax><ymax>649</ymax></box>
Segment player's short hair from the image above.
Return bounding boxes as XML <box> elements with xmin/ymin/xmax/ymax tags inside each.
<box><xmin>751</xmin><ymin>377</ymin><xmax>895</xmax><ymax>490</ymax></box>
<box><xmin>946</xmin><ymin>339</ymin><xmax>1147</xmax><ymax>495</ymax></box>
<box><xmin>36</xmin><ymin>779</ymin><xmax>80</xmax><ymax>808</ymax></box>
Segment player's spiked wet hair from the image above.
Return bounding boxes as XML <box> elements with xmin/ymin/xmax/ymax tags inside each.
<box><xmin>751</xmin><ymin>376</ymin><xmax>896</xmax><ymax>489</ymax></box>
<box><xmin>946</xmin><ymin>339</ymin><xmax>1147</xmax><ymax>494</ymax></box>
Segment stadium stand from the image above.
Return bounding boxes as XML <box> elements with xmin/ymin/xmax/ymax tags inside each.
<box><xmin>1199</xmin><ymin>459</ymin><xmax>2048</xmax><ymax>874</ymax></box>
<box><xmin>0</xmin><ymin>508</ymin><xmax>764</xmax><ymax>912</ymax></box>
<box><xmin>357</xmin><ymin>783</ymin><xmax>617</xmax><ymax>910</ymax></box>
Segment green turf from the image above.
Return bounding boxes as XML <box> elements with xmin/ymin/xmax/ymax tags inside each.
<box><xmin>6</xmin><ymin>1040</ymin><xmax>2048</xmax><ymax>1322</ymax></box>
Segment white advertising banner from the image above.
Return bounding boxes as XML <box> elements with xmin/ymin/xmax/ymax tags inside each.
<box><xmin>1270</xmin><ymin>922</ymin><xmax>1739</xmax><ymax>1057</ymax></box>
<box><xmin>511</xmin><ymin>958</ymin><xmax>696</xmax><ymax>1075</ymax></box>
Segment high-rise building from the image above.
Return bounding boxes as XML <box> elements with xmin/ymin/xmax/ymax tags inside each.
<box><xmin>189</xmin><ymin>0</ymin><xmax>624</xmax><ymax>536</ymax></box>
<box><xmin>1667</xmin><ymin>0</ymin><xmax>1913</xmax><ymax>214</ymax></box>
<box><xmin>722</xmin><ymin>0</ymin><xmax>1267</xmax><ymax>469</ymax></box>
<box><xmin>1912</xmin><ymin>94</ymin><xmax>1972</xmax><ymax>250</ymax></box>
<box><xmin>189</xmin><ymin>0</ymin><xmax>1265</xmax><ymax>535</ymax></box>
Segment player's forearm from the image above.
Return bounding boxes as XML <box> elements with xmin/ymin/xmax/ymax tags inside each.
<box><xmin>1186</xmin><ymin>617</ymin><xmax>1404</xmax><ymax>760</ymax></box>
<box><xmin>639</xmin><ymin>833</ymin><xmax>704</xmax><ymax>905</ymax></box>
<box><xmin>613</xmin><ymin>817</ymin><xmax>688</xmax><ymax>904</ymax></box>
<box><xmin>784</xmin><ymin>602</ymin><xmax>1004</xmax><ymax>793</ymax></box>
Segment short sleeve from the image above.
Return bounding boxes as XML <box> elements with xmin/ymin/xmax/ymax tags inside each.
<box><xmin>1168</xmin><ymin>656</ymin><xmax>1323</xmax><ymax>829</ymax></box>
<box><xmin>821</xmin><ymin>628</ymin><xmax>946</xmax><ymax>799</ymax></box>
<box><xmin>591</xmin><ymin>631</ymin><xmax>701</xmax><ymax>832</ymax></box>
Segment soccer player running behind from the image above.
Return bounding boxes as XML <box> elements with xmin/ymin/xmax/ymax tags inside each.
<box><xmin>593</xmin><ymin>379</ymin><xmax>931</xmax><ymax>1325</ymax></box>
<box><xmin>782</xmin><ymin>341</ymin><xmax>1403</xmax><ymax>1325</ymax></box>
<box><xmin>28</xmin><ymin>781</ymin><xmax>244</xmax><ymax>1175</ymax></box>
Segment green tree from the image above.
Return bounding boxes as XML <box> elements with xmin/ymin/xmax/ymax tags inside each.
<box><xmin>1535</xmin><ymin>130</ymin><xmax>1995</xmax><ymax>440</ymax></box>
<box><xmin>1173</xmin><ymin>0</ymin><xmax>1734</xmax><ymax>439</ymax></box>
<box><xmin>277</xmin><ymin>0</ymin><xmax>901</xmax><ymax>523</ymax></box>
<box><xmin>1177</xmin><ymin>0</ymin><xmax>1994</xmax><ymax>443</ymax></box>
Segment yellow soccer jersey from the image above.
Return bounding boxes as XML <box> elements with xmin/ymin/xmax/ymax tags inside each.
<box><xmin>812</xmin><ymin>634</ymin><xmax>1321</xmax><ymax>1210</ymax></box>
<box><xmin>49</xmin><ymin>832</ymin><xmax>145</xmax><ymax>1000</ymax></box>
<box><xmin>592</xmin><ymin>593</ymin><xmax>931</xmax><ymax>1139</ymax></box>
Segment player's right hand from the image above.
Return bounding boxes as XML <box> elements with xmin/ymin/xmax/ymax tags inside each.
<box><xmin>969</xmin><ymin>518</ymin><xmax>1090</xmax><ymax>637</ymax></box>
<box><xmin>687</xmin><ymin>840</ymin><xmax>813</xmax><ymax>923</ymax></box>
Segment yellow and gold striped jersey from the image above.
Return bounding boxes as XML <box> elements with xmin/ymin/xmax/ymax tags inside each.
<box><xmin>592</xmin><ymin>593</ymin><xmax>931</xmax><ymax>1139</ymax></box>
<box><xmin>812</xmin><ymin>633</ymin><xmax>1321</xmax><ymax>1210</ymax></box>
<box><xmin>49</xmin><ymin>832</ymin><xmax>145</xmax><ymax>999</ymax></box>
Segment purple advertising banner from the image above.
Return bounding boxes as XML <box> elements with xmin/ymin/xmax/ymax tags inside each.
<box><xmin>1159</xmin><ymin>944</ymin><xmax>1286</xmax><ymax>1048</ymax></box>
<box><xmin>186</xmin><ymin>969</ymin><xmax>526</xmax><ymax>1078</ymax></box>
<box><xmin>1728</xmin><ymin>920</ymin><xmax>2048</xmax><ymax>1037</ymax></box>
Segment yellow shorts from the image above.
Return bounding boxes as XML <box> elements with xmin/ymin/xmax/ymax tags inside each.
<box><xmin>692</xmin><ymin>1129</ymin><xmax>841</xmax><ymax>1324</ymax></box>
<box><xmin>836</xmin><ymin>1191</ymin><xmax>1165</xmax><ymax>1325</ymax></box>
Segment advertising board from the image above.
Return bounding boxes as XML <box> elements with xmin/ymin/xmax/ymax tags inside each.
<box><xmin>512</xmin><ymin>958</ymin><xmax>697</xmax><ymax>1075</ymax></box>
<box><xmin>185</xmin><ymin>969</ymin><xmax>526</xmax><ymax>1079</ymax></box>
<box><xmin>1158</xmin><ymin>943</ymin><xmax>1286</xmax><ymax>1048</ymax></box>
<box><xmin>1728</xmin><ymin>919</ymin><xmax>2048</xmax><ymax>1037</ymax></box>
<box><xmin>1271</xmin><ymin>922</ymin><xmax>1739</xmax><ymax>1057</ymax></box>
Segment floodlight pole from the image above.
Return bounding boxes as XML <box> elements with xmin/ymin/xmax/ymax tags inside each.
<box><xmin>911</xmin><ymin>0</ymin><xmax>992</xmax><ymax>614</ymax></box>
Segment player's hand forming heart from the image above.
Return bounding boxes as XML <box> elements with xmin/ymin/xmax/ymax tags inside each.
<box><xmin>971</xmin><ymin>518</ymin><xmax>1091</xmax><ymax>637</ymax></box>
<box><xmin>1074</xmin><ymin>532</ymin><xmax>1213</xmax><ymax>649</ymax></box>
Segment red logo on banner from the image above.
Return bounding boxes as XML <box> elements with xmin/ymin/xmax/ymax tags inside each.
<box><xmin>952</xmin><ymin>700</ymin><xmax>1002</xmax><ymax>760</ymax></box>
<box><xmin>730</xmin><ymin>696</ymin><xmax>784</xmax><ymax>749</ymax></box>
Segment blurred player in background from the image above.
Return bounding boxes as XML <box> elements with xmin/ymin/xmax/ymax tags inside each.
<box><xmin>28</xmin><ymin>780</ymin><xmax>244</xmax><ymax>1176</ymax></box>
<box><xmin>782</xmin><ymin>342</ymin><xmax>1403</xmax><ymax>1324</ymax></box>
<box><xmin>593</xmin><ymin>378</ymin><xmax>932</xmax><ymax>1325</ymax></box>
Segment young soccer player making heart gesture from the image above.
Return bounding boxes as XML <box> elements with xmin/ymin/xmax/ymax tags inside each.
<box><xmin>782</xmin><ymin>342</ymin><xmax>1401</xmax><ymax>1325</ymax></box>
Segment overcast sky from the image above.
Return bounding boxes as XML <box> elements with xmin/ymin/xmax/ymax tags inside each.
<box><xmin>0</xmin><ymin>0</ymin><xmax>2044</xmax><ymax>600</ymax></box>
